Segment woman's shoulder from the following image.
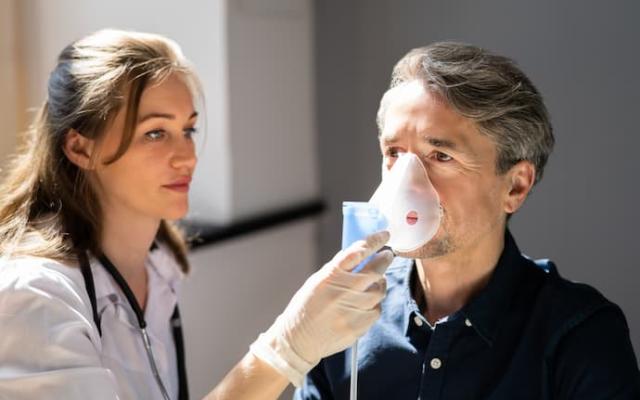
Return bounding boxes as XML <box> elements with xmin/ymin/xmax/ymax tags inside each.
<box><xmin>0</xmin><ymin>256</ymin><xmax>106</xmax><ymax>388</ymax></box>
<box><xmin>0</xmin><ymin>256</ymin><xmax>92</xmax><ymax>316</ymax></box>
<box><xmin>0</xmin><ymin>255</ymin><xmax>100</xmax><ymax>338</ymax></box>
<box><xmin>1</xmin><ymin>255</ymin><xmax>83</xmax><ymax>290</ymax></box>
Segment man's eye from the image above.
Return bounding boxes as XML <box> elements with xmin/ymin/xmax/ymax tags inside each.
<box><xmin>434</xmin><ymin>152</ymin><xmax>453</xmax><ymax>162</ymax></box>
<box><xmin>145</xmin><ymin>129</ymin><xmax>165</xmax><ymax>141</ymax></box>
<box><xmin>385</xmin><ymin>148</ymin><xmax>399</xmax><ymax>158</ymax></box>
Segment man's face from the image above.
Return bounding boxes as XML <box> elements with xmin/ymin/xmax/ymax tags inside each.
<box><xmin>378</xmin><ymin>81</ymin><xmax>513</xmax><ymax>260</ymax></box>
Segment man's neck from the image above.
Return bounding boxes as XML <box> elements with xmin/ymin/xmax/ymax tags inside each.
<box><xmin>415</xmin><ymin>228</ymin><xmax>505</xmax><ymax>325</ymax></box>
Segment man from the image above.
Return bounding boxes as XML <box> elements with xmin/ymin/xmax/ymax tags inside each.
<box><xmin>295</xmin><ymin>42</ymin><xmax>640</xmax><ymax>399</ymax></box>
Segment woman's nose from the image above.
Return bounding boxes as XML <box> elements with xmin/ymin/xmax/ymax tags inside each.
<box><xmin>171</xmin><ymin>139</ymin><xmax>197</xmax><ymax>171</ymax></box>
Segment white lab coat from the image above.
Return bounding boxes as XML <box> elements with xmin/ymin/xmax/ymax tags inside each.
<box><xmin>0</xmin><ymin>244</ymin><xmax>184</xmax><ymax>399</ymax></box>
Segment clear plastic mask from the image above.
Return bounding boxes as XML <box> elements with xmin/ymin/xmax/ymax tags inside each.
<box><xmin>369</xmin><ymin>152</ymin><xmax>442</xmax><ymax>252</ymax></box>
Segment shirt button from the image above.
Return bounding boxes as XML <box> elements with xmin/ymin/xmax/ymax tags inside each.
<box><xmin>465</xmin><ymin>318</ymin><xmax>473</xmax><ymax>327</ymax></box>
<box><xmin>413</xmin><ymin>315</ymin><xmax>423</xmax><ymax>327</ymax></box>
<box><xmin>430</xmin><ymin>357</ymin><xmax>442</xmax><ymax>370</ymax></box>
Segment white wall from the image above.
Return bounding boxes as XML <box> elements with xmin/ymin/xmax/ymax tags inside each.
<box><xmin>226</xmin><ymin>0</ymin><xmax>319</xmax><ymax>220</ymax></box>
<box><xmin>0</xmin><ymin>0</ymin><xmax>19</xmax><ymax>174</ymax></box>
<box><xmin>181</xmin><ymin>219</ymin><xmax>316</xmax><ymax>399</ymax></box>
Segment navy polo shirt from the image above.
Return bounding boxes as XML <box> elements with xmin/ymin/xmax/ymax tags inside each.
<box><xmin>295</xmin><ymin>230</ymin><xmax>640</xmax><ymax>399</ymax></box>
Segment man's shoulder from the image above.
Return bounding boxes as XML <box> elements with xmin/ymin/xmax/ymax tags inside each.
<box><xmin>529</xmin><ymin>258</ymin><xmax>615</xmax><ymax>321</ymax></box>
<box><xmin>383</xmin><ymin>255</ymin><xmax>617</xmax><ymax>320</ymax></box>
<box><xmin>521</xmin><ymin>257</ymin><xmax>629</xmax><ymax>352</ymax></box>
<box><xmin>526</xmin><ymin>259</ymin><xmax>640</xmax><ymax>394</ymax></box>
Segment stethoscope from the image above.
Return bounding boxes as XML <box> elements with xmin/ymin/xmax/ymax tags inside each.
<box><xmin>78</xmin><ymin>246</ymin><xmax>189</xmax><ymax>400</ymax></box>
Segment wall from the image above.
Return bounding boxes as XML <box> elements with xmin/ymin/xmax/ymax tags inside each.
<box><xmin>181</xmin><ymin>219</ymin><xmax>316</xmax><ymax>398</ymax></box>
<box><xmin>226</xmin><ymin>0</ymin><xmax>319</xmax><ymax>221</ymax></box>
<box><xmin>0</xmin><ymin>0</ymin><xmax>19</xmax><ymax>174</ymax></box>
<box><xmin>315</xmin><ymin>0</ymin><xmax>640</xmax><ymax>358</ymax></box>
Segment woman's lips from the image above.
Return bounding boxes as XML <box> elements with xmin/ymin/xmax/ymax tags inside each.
<box><xmin>163</xmin><ymin>183</ymin><xmax>190</xmax><ymax>192</ymax></box>
<box><xmin>163</xmin><ymin>177</ymin><xmax>192</xmax><ymax>193</ymax></box>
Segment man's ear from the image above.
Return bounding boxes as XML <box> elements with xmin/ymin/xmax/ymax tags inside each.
<box><xmin>63</xmin><ymin>129</ymin><xmax>96</xmax><ymax>170</ymax></box>
<box><xmin>503</xmin><ymin>161</ymin><xmax>536</xmax><ymax>214</ymax></box>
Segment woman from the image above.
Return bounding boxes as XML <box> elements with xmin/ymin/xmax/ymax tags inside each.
<box><xmin>0</xmin><ymin>29</ymin><xmax>392</xmax><ymax>399</ymax></box>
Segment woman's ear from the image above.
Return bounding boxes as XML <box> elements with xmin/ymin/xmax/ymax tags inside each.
<box><xmin>63</xmin><ymin>129</ymin><xmax>96</xmax><ymax>170</ymax></box>
<box><xmin>503</xmin><ymin>161</ymin><xmax>536</xmax><ymax>214</ymax></box>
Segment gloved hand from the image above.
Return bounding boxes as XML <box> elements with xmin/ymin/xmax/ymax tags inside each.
<box><xmin>249</xmin><ymin>231</ymin><xmax>393</xmax><ymax>387</ymax></box>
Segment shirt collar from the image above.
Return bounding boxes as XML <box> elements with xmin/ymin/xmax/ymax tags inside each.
<box><xmin>90</xmin><ymin>242</ymin><xmax>184</xmax><ymax>301</ymax></box>
<box><xmin>396</xmin><ymin>229</ymin><xmax>529</xmax><ymax>344</ymax></box>
<box><xmin>459</xmin><ymin>229</ymin><xmax>527</xmax><ymax>346</ymax></box>
<box><xmin>146</xmin><ymin>242</ymin><xmax>185</xmax><ymax>293</ymax></box>
<box><xmin>392</xmin><ymin>258</ymin><xmax>420</xmax><ymax>336</ymax></box>
<box><xmin>399</xmin><ymin>263</ymin><xmax>458</xmax><ymax>336</ymax></box>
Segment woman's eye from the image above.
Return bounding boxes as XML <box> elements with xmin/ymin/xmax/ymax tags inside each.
<box><xmin>184</xmin><ymin>127</ymin><xmax>198</xmax><ymax>139</ymax></box>
<box><xmin>434</xmin><ymin>152</ymin><xmax>453</xmax><ymax>162</ymax></box>
<box><xmin>145</xmin><ymin>129</ymin><xmax>165</xmax><ymax>141</ymax></box>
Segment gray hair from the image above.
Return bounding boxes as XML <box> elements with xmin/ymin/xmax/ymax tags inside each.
<box><xmin>377</xmin><ymin>42</ymin><xmax>554</xmax><ymax>184</ymax></box>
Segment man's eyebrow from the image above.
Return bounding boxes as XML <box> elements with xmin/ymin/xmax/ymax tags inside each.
<box><xmin>137</xmin><ymin>111</ymin><xmax>198</xmax><ymax>123</ymax></box>
<box><xmin>379</xmin><ymin>135</ymin><xmax>399</xmax><ymax>145</ymax></box>
<box><xmin>424</xmin><ymin>136</ymin><xmax>458</xmax><ymax>150</ymax></box>
<box><xmin>379</xmin><ymin>134</ymin><xmax>464</xmax><ymax>152</ymax></box>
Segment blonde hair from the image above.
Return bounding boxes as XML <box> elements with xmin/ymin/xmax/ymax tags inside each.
<box><xmin>0</xmin><ymin>29</ymin><xmax>200</xmax><ymax>272</ymax></box>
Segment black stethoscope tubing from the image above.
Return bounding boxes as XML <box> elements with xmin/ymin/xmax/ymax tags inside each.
<box><xmin>78</xmin><ymin>248</ymin><xmax>189</xmax><ymax>400</ymax></box>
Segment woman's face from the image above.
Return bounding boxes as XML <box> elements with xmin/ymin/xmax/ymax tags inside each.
<box><xmin>92</xmin><ymin>73</ymin><xmax>198</xmax><ymax>221</ymax></box>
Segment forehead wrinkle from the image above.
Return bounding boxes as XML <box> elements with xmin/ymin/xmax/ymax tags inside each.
<box><xmin>378</xmin><ymin>80</ymin><xmax>486</xmax><ymax>160</ymax></box>
<box><xmin>379</xmin><ymin>110</ymin><xmax>423</xmax><ymax>144</ymax></box>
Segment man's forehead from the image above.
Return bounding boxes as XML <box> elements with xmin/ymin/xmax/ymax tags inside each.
<box><xmin>379</xmin><ymin>84</ymin><xmax>478</xmax><ymax>152</ymax></box>
<box><xmin>383</xmin><ymin>80</ymin><xmax>430</xmax><ymax>101</ymax></box>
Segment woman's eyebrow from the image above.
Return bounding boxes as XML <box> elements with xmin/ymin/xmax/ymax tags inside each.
<box><xmin>137</xmin><ymin>111</ymin><xmax>198</xmax><ymax>123</ymax></box>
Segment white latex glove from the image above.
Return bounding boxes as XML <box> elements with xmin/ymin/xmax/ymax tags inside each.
<box><xmin>250</xmin><ymin>231</ymin><xmax>393</xmax><ymax>387</ymax></box>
